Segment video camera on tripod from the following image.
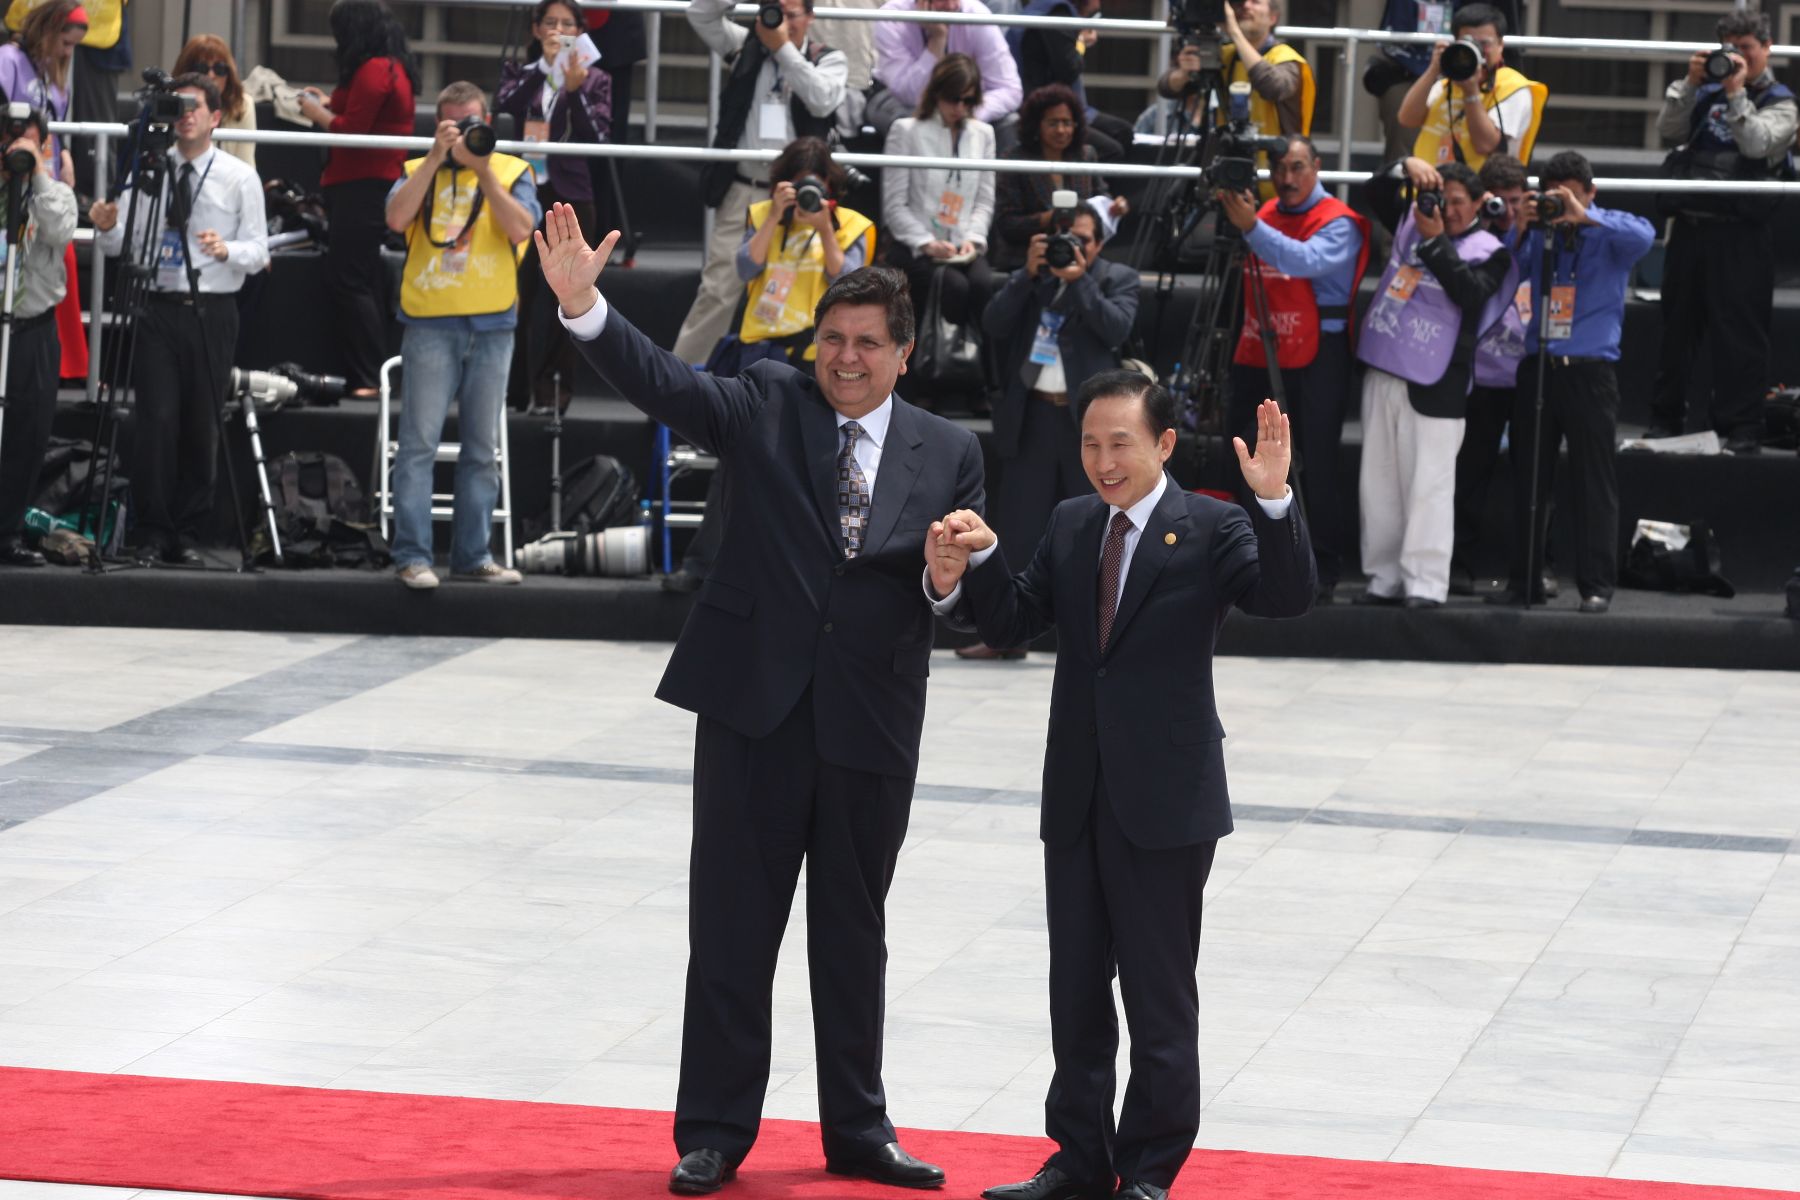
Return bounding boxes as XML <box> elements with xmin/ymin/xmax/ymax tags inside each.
<box><xmin>113</xmin><ymin>68</ymin><xmax>197</xmax><ymax>185</ymax></box>
<box><xmin>1203</xmin><ymin>82</ymin><xmax>1288</xmax><ymax>194</ymax></box>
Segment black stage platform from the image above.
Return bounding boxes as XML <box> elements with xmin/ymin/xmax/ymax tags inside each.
<box><xmin>2</xmin><ymin>562</ymin><xmax>1795</xmax><ymax>672</ymax></box>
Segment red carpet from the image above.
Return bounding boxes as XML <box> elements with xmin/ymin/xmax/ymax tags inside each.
<box><xmin>1</xmin><ymin>1067</ymin><xmax>1795</xmax><ymax>1200</ymax></box>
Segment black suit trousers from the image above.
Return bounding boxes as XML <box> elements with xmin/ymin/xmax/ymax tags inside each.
<box><xmin>1651</xmin><ymin>217</ymin><xmax>1772</xmax><ymax>441</ymax></box>
<box><xmin>129</xmin><ymin>295</ymin><xmax>238</xmax><ymax>549</ymax></box>
<box><xmin>993</xmin><ymin>395</ymin><xmax>1088</xmax><ymax>567</ymax></box>
<box><xmin>1451</xmin><ymin>382</ymin><xmax>1517</xmax><ymax>582</ymax></box>
<box><xmin>678</xmin><ymin>690</ymin><xmax>910</xmax><ymax>1164</ymax></box>
<box><xmin>0</xmin><ymin>315</ymin><xmax>61</xmax><ymax>537</ymax></box>
<box><xmin>1508</xmin><ymin>359</ymin><xmax>1621</xmax><ymax>600</ymax></box>
<box><xmin>1044</xmin><ymin>779</ymin><xmax>1217</xmax><ymax>1192</ymax></box>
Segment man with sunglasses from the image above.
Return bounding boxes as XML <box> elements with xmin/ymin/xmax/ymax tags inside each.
<box><xmin>1397</xmin><ymin>2</ymin><xmax>1547</xmax><ymax>171</ymax></box>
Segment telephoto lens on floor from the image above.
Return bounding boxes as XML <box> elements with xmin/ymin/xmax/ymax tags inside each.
<box><xmin>518</xmin><ymin>526</ymin><xmax>650</xmax><ymax>577</ymax></box>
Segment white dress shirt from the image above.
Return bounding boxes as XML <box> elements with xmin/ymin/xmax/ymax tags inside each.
<box><xmin>926</xmin><ymin>474</ymin><xmax>1292</xmax><ymax>611</ymax></box>
<box><xmin>561</xmin><ymin>290</ymin><xmax>890</xmax><ymax>485</ymax></box>
<box><xmin>95</xmin><ymin>144</ymin><xmax>270</xmax><ymax>292</ymax></box>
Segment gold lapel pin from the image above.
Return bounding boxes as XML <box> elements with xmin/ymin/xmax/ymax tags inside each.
<box><xmin>1164</xmin><ymin>532</ymin><xmax>1177</xmax><ymax>545</ymax></box>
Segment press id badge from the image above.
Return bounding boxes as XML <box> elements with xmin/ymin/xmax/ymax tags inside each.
<box><xmin>1546</xmin><ymin>284</ymin><xmax>1576</xmax><ymax>341</ymax></box>
<box><xmin>1512</xmin><ymin>281</ymin><xmax>1532</xmax><ymax>325</ymax></box>
<box><xmin>1417</xmin><ymin>0</ymin><xmax>1448</xmax><ymax>34</ymax></box>
<box><xmin>156</xmin><ymin>228</ymin><xmax>187</xmax><ymax>289</ymax></box>
<box><xmin>440</xmin><ymin>227</ymin><xmax>471</xmax><ymax>276</ymax></box>
<box><xmin>1386</xmin><ymin>265</ymin><xmax>1422</xmax><ymax>303</ymax></box>
<box><xmin>752</xmin><ymin>264</ymin><xmax>798</xmax><ymax>325</ymax></box>
<box><xmin>1029</xmin><ymin>310</ymin><xmax>1066</xmax><ymax>366</ymax></box>
<box><xmin>935</xmin><ymin>190</ymin><xmax>965</xmax><ymax>232</ymax></box>
<box><xmin>759</xmin><ymin>100</ymin><xmax>788</xmax><ymax>142</ymax></box>
<box><xmin>523</xmin><ymin>116</ymin><xmax>550</xmax><ymax>183</ymax></box>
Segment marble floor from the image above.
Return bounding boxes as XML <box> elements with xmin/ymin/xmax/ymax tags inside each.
<box><xmin>1</xmin><ymin>626</ymin><xmax>1798</xmax><ymax>1198</ymax></box>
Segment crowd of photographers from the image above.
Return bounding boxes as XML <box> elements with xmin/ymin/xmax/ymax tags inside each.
<box><xmin>0</xmin><ymin>0</ymin><xmax>1788</xmax><ymax>612</ymax></box>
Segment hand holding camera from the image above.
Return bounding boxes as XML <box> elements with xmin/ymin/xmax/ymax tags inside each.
<box><xmin>1413</xmin><ymin>187</ymin><xmax>1446</xmax><ymax>238</ymax></box>
<box><xmin>755</xmin><ymin>1</ymin><xmax>789</xmax><ymax>51</ymax></box>
<box><xmin>1040</xmin><ymin>188</ymin><xmax>1087</xmax><ymax>278</ymax></box>
<box><xmin>1528</xmin><ymin>186</ymin><xmax>1587</xmax><ymax>227</ymax></box>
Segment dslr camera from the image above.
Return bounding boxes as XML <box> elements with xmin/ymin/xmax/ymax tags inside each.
<box><xmin>1043</xmin><ymin>189</ymin><xmax>1085</xmax><ymax>270</ymax></box>
<box><xmin>1535</xmin><ymin>191</ymin><xmax>1566</xmax><ymax>222</ymax></box>
<box><xmin>454</xmin><ymin>114</ymin><xmax>496</xmax><ymax>157</ymax></box>
<box><xmin>1704</xmin><ymin>45</ymin><xmax>1742</xmax><ymax>82</ymax></box>
<box><xmin>1206</xmin><ymin>82</ymin><xmax>1287</xmax><ymax>195</ymax></box>
<box><xmin>758</xmin><ymin>0</ymin><xmax>784</xmax><ymax>28</ymax></box>
<box><xmin>793</xmin><ymin>172</ymin><xmax>829</xmax><ymax>214</ymax></box>
<box><xmin>1</xmin><ymin>102</ymin><xmax>40</xmax><ymax>177</ymax></box>
<box><xmin>1439</xmin><ymin>37</ymin><xmax>1485</xmax><ymax>83</ymax></box>
<box><xmin>1414</xmin><ymin>187</ymin><xmax>1445</xmax><ymax>218</ymax></box>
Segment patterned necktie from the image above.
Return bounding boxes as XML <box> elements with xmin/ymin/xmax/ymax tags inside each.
<box><xmin>1096</xmin><ymin>511</ymin><xmax>1133</xmax><ymax>654</ymax></box>
<box><xmin>837</xmin><ymin>421</ymin><xmax>872</xmax><ymax>558</ymax></box>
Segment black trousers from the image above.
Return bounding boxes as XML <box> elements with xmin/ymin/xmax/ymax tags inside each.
<box><xmin>510</xmin><ymin>190</ymin><xmax>597</xmax><ymax>408</ymax></box>
<box><xmin>1045</xmin><ymin>780</ymin><xmax>1216</xmax><ymax>1192</ymax></box>
<box><xmin>324</xmin><ymin>178</ymin><xmax>397</xmax><ymax>393</ymax></box>
<box><xmin>1229</xmin><ymin>329</ymin><xmax>1351</xmax><ymax>586</ymax></box>
<box><xmin>677</xmin><ymin>690</ymin><xmax>911</xmax><ymax>1164</ymax></box>
<box><xmin>1508</xmin><ymin>359</ymin><xmax>1621</xmax><ymax>600</ymax></box>
<box><xmin>887</xmin><ymin>243</ymin><xmax>994</xmax><ymax>329</ymax></box>
<box><xmin>993</xmin><ymin>392</ymin><xmax>1089</xmax><ymax>559</ymax></box>
<box><xmin>129</xmin><ymin>295</ymin><xmax>238</xmax><ymax>550</ymax></box>
<box><xmin>1451</xmin><ymin>381</ymin><xmax>1516</xmax><ymax>583</ymax></box>
<box><xmin>1651</xmin><ymin>216</ymin><xmax>1772</xmax><ymax>441</ymax></box>
<box><xmin>0</xmin><ymin>314</ymin><xmax>62</xmax><ymax>537</ymax></box>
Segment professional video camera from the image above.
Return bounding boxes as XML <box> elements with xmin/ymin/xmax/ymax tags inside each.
<box><xmin>1043</xmin><ymin>189</ymin><xmax>1084</xmax><ymax>270</ymax></box>
<box><xmin>1704</xmin><ymin>44</ymin><xmax>1741</xmax><ymax>82</ymax></box>
<box><xmin>125</xmin><ymin>67</ymin><xmax>198</xmax><ymax>163</ymax></box>
<box><xmin>1</xmin><ymin>102</ymin><xmax>39</xmax><ymax>176</ymax></box>
<box><xmin>1205</xmin><ymin>81</ymin><xmax>1288</xmax><ymax>193</ymax></box>
<box><xmin>229</xmin><ymin>363</ymin><xmax>349</xmax><ymax>413</ymax></box>
<box><xmin>1440</xmin><ymin>37</ymin><xmax>1484</xmax><ymax>83</ymax></box>
<box><xmin>455</xmin><ymin>114</ymin><xmax>496</xmax><ymax>157</ymax></box>
<box><xmin>1168</xmin><ymin>0</ymin><xmax>1225</xmax><ymax>37</ymax></box>
<box><xmin>794</xmin><ymin>172</ymin><xmax>828</xmax><ymax>214</ymax></box>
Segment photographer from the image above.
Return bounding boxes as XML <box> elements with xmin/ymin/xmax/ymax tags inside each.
<box><xmin>1489</xmin><ymin>151</ymin><xmax>1653</xmax><ymax>614</ymax></box>
<box><xmin>1451</xmin><ymin>151</ymin><xmax>1528</xmax><ymax>595</ymax></box>
<box><xmin>1397</xmin><ymin>3</ymin><xmax>1546</xmax><ymax>171</ymax></box>
<box><xmin>383</xmin><ymin>82</ymin><xmax>540</xmax><ymax>590</ymax></box>
<box><xmin>0</xmin><ymin>107</ymin><xmax>76</xmax><ymax>568</ymax></box>
<box><xmin>1355</xmin><ymin>157</ymin><xmax>1513</xmax><ymax>608</ymax></box>
<box><xmin>90</xmin><ymin>73</ymin><xmax>268</xmax><ymax>568</ymax></box>
<box><xmin>671</xmin><ymin>0</ymin><xmax>848</xmax><ymax>365</ymax></box>
<box><xmin>713</xmin><ymin>136</ymin><xmax>874</xmax><ymax>373</ymax></box>
<box><xmin>964</xmin><ymin>199</ymin><xmax>1137</xmax><ymax>658</ymax></box>
<box><xmin>1648</xmin><ymin>9</ymin><xmax>1795</xmax><ymax>454</ymax></box>
<box><xmin>992</xmin><ymin>84</ymin><xmax>1125</xmax><ymax>271</ymax></box>
<box><xmin>1157</xmin><ymin>0</ymin><xmax>1313</xmax><ymax>139</ymax></box>
<box><xmin>1220</xmin><ymin>134</ymin><xmax>1368</xmax><ymax>603</ymax></box>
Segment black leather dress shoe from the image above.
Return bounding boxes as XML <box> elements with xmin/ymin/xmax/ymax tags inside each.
<box><xmin>826</xmin><ymin>1141</ymin><xmax>946</xmax><ymax>1189</ymax></box>
<box><xmin>1402</xmin><ymin>596</ymin><xmax>1442</xmax><ymax>610</ymax></box>
<box><xmin>1115</xmin><ymin>1182</ymin><xmax>1169</xmax><ymax>1200</ymax></box>
<box><xmin>982</xmin><ymin>1163</ymin><xmax>1110</xmax><ymax>1200</ymax></box>
<box><xmin>1354</xmin><ymin>588</ymin><xmax>1402</xmax><ymax>607</ymax></box>
<box><xmin>1578</xmin><ymin>594</ymin><xmax>1611</xmax><ymax>614</ymax></box>
<box><xmin>162</xmin><ymin>545</ymin><xmax>203</xmax><ymax>566</ymax></box>
<box><xmin>0</xmin><ymin>538</ymin><xmax>46</xmax><ymax>567</ymax></box>
<box><xmin>669</xmin><ymin>1148</ymin><xmax>734</xmax><ymax>1195</ymax></box>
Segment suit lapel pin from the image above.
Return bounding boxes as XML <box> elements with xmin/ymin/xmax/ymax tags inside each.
<box><xmin>1164</xmin><ymin>532</ymin><xmax>1177</xmax><ymax>545</ymax></box>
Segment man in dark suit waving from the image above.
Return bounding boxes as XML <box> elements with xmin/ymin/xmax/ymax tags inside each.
<box><xmin>537</xmin><ymin>206</ymin><xmax>984</xmax><ymax>1194</ymax></box>
<box><xmin>924</xmin><ymin>376</ymin><xmax>1314</xmax><ymax>1200</ymax></box>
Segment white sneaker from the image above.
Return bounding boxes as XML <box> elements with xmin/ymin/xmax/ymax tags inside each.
<box><xmin>397</xmin><ymin>563</ymin><xmax>440</xmax><ymax>590</ymax></box>
<box><xmin>452</xmin><ymin>561</ymin><xmax>522</xmax><ymax>585</ymax></box>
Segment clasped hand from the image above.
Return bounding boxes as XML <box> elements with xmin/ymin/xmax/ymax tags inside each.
<box><xmin>923</xmin><ymin>509</ymin><xmax>994</xmax><ymax>597</ymax></box>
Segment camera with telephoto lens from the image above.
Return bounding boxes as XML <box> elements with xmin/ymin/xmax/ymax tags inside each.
<box><xmin>1705</xmin><ymin>45</ymin><xmax>1741</xmax><ymax>82</ymax></box>
<box><xmin>1043</xmin><ymin>189</ymin><xmax>1084</xmax><ymax>270</ymax></box>
<box><xmin>793</xmin><ymin>172</ymin><xmax>828</xmax><ymax>214</ymax></box>
<box><xmin>1536</xmin><ymin>191</ymin><xmax>1566</xmax><ymax>222</ymax></box>
<box><xmin>2</xmin><ymin>102</ymin><xmax>38</xmax><ymax>176</ymax></box>
<box><xmin>1204</xmin><ymin>82</ymin><xmax>1288</xmax><ymax>195</ymax></box>
<box><xmin>1440</xmin><ymin>37</ymin><xmax>1484</xmax><ymax>83</ymax></box>
<box><xmin>455</xmin><ymin>114</ymin><xmax>496</xmax><ymax>157</ymax></box>
<box><xmin>230</xmin><ymin>362</ymin><xmax>348</xmax><ymax>413</ymax></box>
<box><xmin>758</xmin><ymin>0</ymin><xmax>784</xmax><ymax>27</ymax></box>
<box><xmin>518</xmin><ymin>526</ymin><xmax>650</xmax><ymax>577</ymax></box>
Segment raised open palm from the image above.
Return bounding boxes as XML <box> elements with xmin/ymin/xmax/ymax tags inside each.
<box><xmin>534</xmin><ymin>202</ymin><xmax>621</xmax><ymax>318</ymax></box>
<box><xmin>1233</xmin><ymin>398</ymin><xmax>1293</xmax><ymax>501</ymax></box>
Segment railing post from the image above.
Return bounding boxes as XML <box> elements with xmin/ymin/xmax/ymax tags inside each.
<box><xmin>86</xmin><ymin>130</ymin><xmax>108</xmax><ymax>406</ymax></box>
<box><xmin>1338</xmin><ymin>34</ymin><xmax>1357</xmax><ymax>201</ymax></box>
<box><xmin>645</xmin><ymin>12</ymin><xmax>663</xmax><ymax>142</ymax></box>
<box><xmin>703</xmin><ymin>49</ymin><xmax>721</xmax><ymax>249</ymax></box>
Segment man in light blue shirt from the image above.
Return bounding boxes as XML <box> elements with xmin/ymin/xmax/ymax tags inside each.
<box><xmin>1220</xmin><ymin>135</ymin><xmax>1368</xmax><ymax>601</ymax></box>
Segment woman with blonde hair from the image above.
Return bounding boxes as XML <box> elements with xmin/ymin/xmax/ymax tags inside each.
<box><xmin>173</xmin><ymin>34</ymin><xmax>256</xmax><ymax>168</ymax></box>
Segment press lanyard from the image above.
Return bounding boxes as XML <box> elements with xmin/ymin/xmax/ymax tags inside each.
<box><xmin>421</xmin><ymin>165</ymin><xmax>486</xmax><ymax>249</ymax></box>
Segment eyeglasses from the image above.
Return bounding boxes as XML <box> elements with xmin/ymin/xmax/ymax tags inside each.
<box><xmin>539</xmin><ymin>18</ymin><xmax>580</xmax><ymax>30</ymax></box>
<box><xmin>1043</xmin><ymin>118</ymin><xmax>1077</xmax><ymax>129</ymax></box>
<box><xmin>1463</xmin><ymin>35</ymin><xmax>1498</xmax><ymax>48</ymax></box>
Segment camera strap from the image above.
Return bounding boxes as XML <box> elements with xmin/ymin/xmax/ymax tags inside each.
<box><xmin>420</xmin><ymin>165</ymin><xmax>486</xmax><ymax>249</ymax></box>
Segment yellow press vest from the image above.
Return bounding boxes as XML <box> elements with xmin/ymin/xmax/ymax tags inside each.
<box><xmin>737</xmin><ymin>200</ymin><xmax>877</xmax><ymax>362</ymax></box>
<box><xmin>5</xmin><ymin>0</ymin><xmax>121</xmax><ymax>48</ymax></box>
<box><xmin>1412</xmin><ymin>66</ymin><xmax>1548</xmax><ymax>170</ymax></box>
<box><xmin>1219</xmin><ymin>41</ymin><xmax>1315</xmax><ymax>137</ymax></box>
<box><xmin>399</xmin><ymin>153</ymin><xmax>532</xmax><ymax>320</ymax></box>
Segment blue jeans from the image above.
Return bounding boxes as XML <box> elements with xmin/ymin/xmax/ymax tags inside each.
<box><xmin>392</xmin><ymin>323</ymin><xmax>511</xmax><ymax>572</ymax></box>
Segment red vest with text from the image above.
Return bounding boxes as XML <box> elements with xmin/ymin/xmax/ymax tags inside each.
<box><xmin>1233</xmin><ymin>196</ymin><xmax>1372</xmax><ymax>369</ymax></box>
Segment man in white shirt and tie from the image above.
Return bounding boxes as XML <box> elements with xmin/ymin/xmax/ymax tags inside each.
<box><xmin>90</xmin><ymin>72</ymin><xmax>267</xmax><ymax>566</ymax></box>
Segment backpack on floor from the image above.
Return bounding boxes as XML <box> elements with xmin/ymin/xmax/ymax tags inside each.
<box><xmin>520</xmin><ymin>454</ymin><xmax>641</xmax><ymax>543</ymax></box>
<box><xmin>252</xmin><ymin>452</ymin><xmax>390</xmax><ymax>569</ymax></box>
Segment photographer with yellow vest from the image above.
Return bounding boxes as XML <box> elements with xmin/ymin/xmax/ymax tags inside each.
<box><xmin>382</xmin><ymin>81</ymin><xmax>540</xmax><ymax>590</ymax></box>
<box><xmin>1158</xmin><ymin>0</ymin><xmax>1315</xmax><ymax>139</ymax></box>
<box><xmin>1398</xmin><ymin>2</ymin><xmax>1546</xmax><ymax>170</ymax></box>
<box><xmin>707</xmin><ymin>136</ymin><xmax>876</xmax><ymax>376</ymax></box>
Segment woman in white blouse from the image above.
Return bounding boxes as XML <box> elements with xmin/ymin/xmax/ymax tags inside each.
<box><xmin>880</xmin><ymin>53</ymin><xmax>996</xmax><ymax>329</ymax></box>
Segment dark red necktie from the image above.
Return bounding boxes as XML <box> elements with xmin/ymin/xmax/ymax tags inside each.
<box><xmin>1097</xmin><ymin>511</ymin><xmax>1133</xmax><ymax>653</ymax></box>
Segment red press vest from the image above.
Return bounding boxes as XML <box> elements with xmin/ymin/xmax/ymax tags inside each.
<box><xmin>1233</xmin><ymin>195</ymin><xmax>1372</xmax><ymax>369</ymax></box>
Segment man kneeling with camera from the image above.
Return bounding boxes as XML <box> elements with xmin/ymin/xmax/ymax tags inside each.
<box><xmin>1355</xmin><ymin>156</ymin><xmax>1513</xmax><ymax>608</ymax></box>
<box><xmin>383</xmin><ymin>81</ymin><xmax>540</xmax><ymax>589</ymax></box>
<box><xmin>0</xmin><ymin>104</ymin><xmax>76</xmax><ymax>567</ymax></box>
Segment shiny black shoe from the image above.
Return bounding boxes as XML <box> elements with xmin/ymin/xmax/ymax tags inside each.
<box><xmin>0</xmin><ymin>538</ymin><xmax>46</xmax><ymax>567</ymax></box>
<box><xmin>162</xmin><ymin>545</ymin><xmax>204</xmax><ymax>567</ymax></box>
<box><xmin>1115</xmin><ymin>1183</ymin><xmax>1169</xmax><ymax>1200</ymax></box>
<box><xmin>826</xmin><ymin>1141</ymin><xmax>946</xmax><ymax>1189</ymax></box>
<box><xmin>983</xmin><ymin>1163</ymin><xmax>1111</xmax><ymax>1200</ymax></box>
<box><xmin>669</xmin><ymin>1148</ymin><xmax>734</xmax><ymax>1195</ymax></box>
<box><xmin>1354</xmin><ymin>588</ymin><xmax>1402</xmax><ymax>607</ymax></box>
<box><xmin>1578</xmin><ymin>594</ymin><xmax>1611</xmax><ymax>614</ymax></box>
<box><xmin>1402</xmin><ymin>596</ymin><xmax>1442</xmax><ymax>610</ymax></box>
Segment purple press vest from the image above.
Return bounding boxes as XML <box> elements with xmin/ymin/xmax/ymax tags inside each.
<box><xmin>1474</xmin><ymin>258</ymin><xmax>1528</xmax><ymax>388</ymax></box>
<box><xmin>1358</xmin><ymin>212</ymin><xmax>1510</xmax><ymax>390</ymax></box>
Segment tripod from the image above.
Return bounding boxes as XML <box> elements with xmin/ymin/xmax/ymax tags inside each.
<box><xmin>1519</xmin><ymin>221</ymin><xmax>1574</xmax><ymax>611</ymax></box>
<box><xmin>81</xmin><ymin>112</ymin><xmax>257</xmax><ymax>572</ymax></box>
<box><xmin>0</xmin><ymin>165</ymin><xmax>25</xmax><ymax>484</ymax></box>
